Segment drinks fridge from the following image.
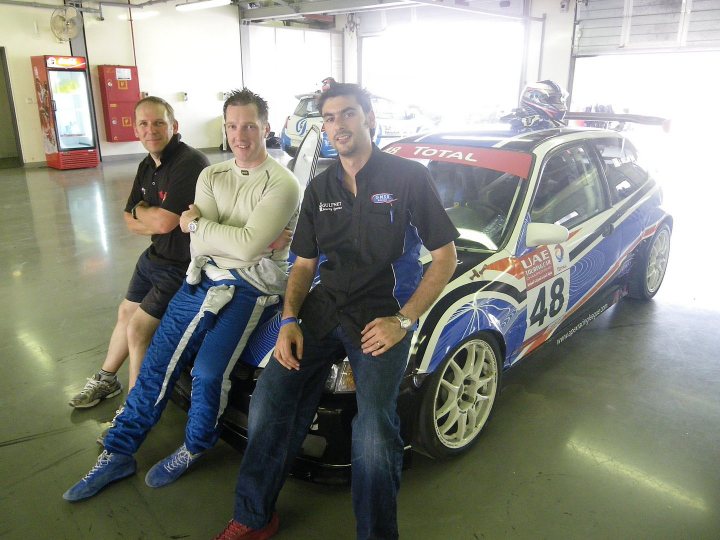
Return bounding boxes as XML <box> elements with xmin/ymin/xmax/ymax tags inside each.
<box><xmin>30</xmin><ymin>55</ymin><xmax>99</xmax><ymax>169</ymax></box>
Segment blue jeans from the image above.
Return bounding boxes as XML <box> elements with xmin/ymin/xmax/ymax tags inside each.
<box><xmin>234</xmin><ymin>324</ymin><xmax>411</xmax><ymax>540</ymax></box>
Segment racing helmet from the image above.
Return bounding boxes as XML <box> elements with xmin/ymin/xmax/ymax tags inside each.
<box><xmin>321</xmin><ymin>77</ymin><xmax>336</xmax><ymax>92</ymax></box>
<box><xmin>520</xmin><ymin>80</ymin><xmax>568</xmax><ymax>122</ymax></box>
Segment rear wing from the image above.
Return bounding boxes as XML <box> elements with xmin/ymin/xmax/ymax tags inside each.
<box><xmin>565</xmin><ymin>112</ymin><xmax>670</xmax><ymax>132</ymax></box>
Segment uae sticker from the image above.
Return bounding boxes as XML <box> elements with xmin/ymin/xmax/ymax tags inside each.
<box><xmin>520</xmin><ymin>246</ymin><xmax>555</xmax><ymax>289</ymax></box>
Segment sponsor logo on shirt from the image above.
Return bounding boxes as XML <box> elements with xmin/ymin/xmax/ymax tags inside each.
<box><xmin>371</xmin><ymin>193</ymin><xmax>397</xmax><ymax>204</ymax></box>
<box><xmin>319</xmin><ymin>201</ymin><xmax>343</xmax><ymax>212</ymax></box>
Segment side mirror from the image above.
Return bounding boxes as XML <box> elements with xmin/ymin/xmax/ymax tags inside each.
<box><xmin>526</xmin><ymin>222</ymin><xmax>569</xmax><ymax>247</ymax></box>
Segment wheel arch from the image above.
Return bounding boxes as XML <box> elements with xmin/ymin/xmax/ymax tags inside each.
<box><xmin>413</xmin><ymin>330</ymin><xmax>505</xmax><ymax>458</ymax></box>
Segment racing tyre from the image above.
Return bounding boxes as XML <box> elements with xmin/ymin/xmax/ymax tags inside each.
<box><xmin>417</xmin><ymin>333</ymin><xmax>502</xmax><ymax>458</ymax></box>
<box><xmin>628</xmin><ymin>222</ymin><xmax>671</xmax><ymax>300</ymax></box>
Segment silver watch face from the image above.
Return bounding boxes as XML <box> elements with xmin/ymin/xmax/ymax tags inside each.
<box><xmin>188</xmin><ymin>220</ymin><xmax>198</xmax><ymax>233</ymax></box>
<box><xmin>397</xmin><ymin>314</ymin><xmax>412</xmax><ymax>330</ymax></box>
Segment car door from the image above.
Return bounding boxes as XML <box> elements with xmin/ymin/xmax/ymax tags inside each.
<box><xmin>290</xmin><ymin>124</ymin><xmax>322</xmax><ymax>187</ymax></box>
<box><xmin>519</xmin><ymin>143</ymin><xmax>620</xmax><ymax>349</ymax></box>
<box><xmin>588</xmin><ymin>135</ymin><xmax>648</xmax><ymax>257</ymax></box>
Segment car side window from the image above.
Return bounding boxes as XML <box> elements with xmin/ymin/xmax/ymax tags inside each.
<box><xmin>593</xmin><ymin>137</ymin><xmax>649</xmax><ymax>202</ymax></box>
<box><xmin>530</xmin><ymin>145</ymin><xmax>607</xmax><ymax>229</ymax></box>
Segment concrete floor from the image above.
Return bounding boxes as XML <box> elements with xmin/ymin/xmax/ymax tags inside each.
<box><xmin>1</xmin><ymin>148</ymin><xmax>719</xmax><ymax>539</ymax></box>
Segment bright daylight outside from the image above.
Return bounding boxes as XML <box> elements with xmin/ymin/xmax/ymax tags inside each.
<box><xmin>361</xmin><ymin>19</ymin><xmax>525</xmax><ymax>128</ymax></box>
<box><xmin>572</xmin><ymin>51</ymin><xmax>720</xmax><ymax>308</ymax></box>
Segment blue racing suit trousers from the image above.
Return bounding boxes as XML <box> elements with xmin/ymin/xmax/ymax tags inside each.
<box><xmin>104</xmin><ymin>271</ymin><xmax>278</xmax><ymax>456</ymax></box>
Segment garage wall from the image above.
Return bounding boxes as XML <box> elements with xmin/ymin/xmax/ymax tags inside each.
<box><xmin>531</xmin><ymin>0</ymin><xmax>575</xmax><ymax>90</ymax></box>
<box><xmin>0</xmin><ymin>1</ymin><xmax>70</xmax><ymax>164</ymax></box>
<box><xmin>0</xmin><ymin>1</ymin><xmax>341</xmax><ymax>164</ymax></box>
<box><xmin>128</xmin><ymin>4</ymin><xmax>243</xmax><ymax>153</ymax></box>
<box><xmin>575</xmin><ymin>0</ymin><xmax>720</xmax><ymax>55</ymax></box>
<box><xmin>82</xmin><ymin>5</ymin><xmax>140</xmax><ymax>159</ymax></box>
<box><xmin>0</xmin><ymin>2</ymin><xmax>242</xmax><ymax>163</ymax></box>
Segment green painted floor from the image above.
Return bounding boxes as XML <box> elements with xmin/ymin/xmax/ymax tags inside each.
<box><xmin>0</xmin><ymin>151</ymin><xmax>718</xmax><ymax>539</ymax></box>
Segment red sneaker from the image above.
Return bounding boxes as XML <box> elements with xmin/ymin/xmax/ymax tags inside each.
<box><xmin>213</xmin><ymin>513</ymin><xmax>279</xmax><ymax>540</ymax></box>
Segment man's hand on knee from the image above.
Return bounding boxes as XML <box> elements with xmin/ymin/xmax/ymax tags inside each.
<box><xmin>360</xmin><ymin>317</ymin><xmax>407</xmax><ymax>357</ymax></box>
<box><xmin>274</xmin><ymin>323</ymin><xmax>303</xmax><ymax>370</ymax></box>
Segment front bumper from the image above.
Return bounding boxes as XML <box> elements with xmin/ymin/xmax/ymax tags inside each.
<box><xmin>170</xmin><ymin>362</ymin><xmax>419</xmax><ymax>484</ymax></box>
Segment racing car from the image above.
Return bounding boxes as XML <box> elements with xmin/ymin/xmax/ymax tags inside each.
<box><xmin>173</xmin><ymin>119</ymin><xmax>672</xmax><ymax>482</ymax></box>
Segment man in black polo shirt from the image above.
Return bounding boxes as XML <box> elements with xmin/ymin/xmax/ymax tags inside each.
<box><xmin>217</xmin><ymin>84</ymin><xmax>458</xmax><ymax>540</ymax></box>
<box><xmin>68</xmin><ymin>97</ymin><xmax>209</xmax><ymax>413</ymax></box>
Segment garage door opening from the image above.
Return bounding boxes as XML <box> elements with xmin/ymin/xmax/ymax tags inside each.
<box><xmin>572</xmin><ymin>51</ymin><xmax>720</xmax><ymax>308</ymax></box>
<box><xmin>361</xmin><ymin>17</ymin><xmax>525</xmax><ymax>128</ymax></box>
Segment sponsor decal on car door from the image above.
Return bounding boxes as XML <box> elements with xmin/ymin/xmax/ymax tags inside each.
<box><xmin>522</xmin><ymin>243</ymin><xmax>570</xmax><ymax>341</ymax></box>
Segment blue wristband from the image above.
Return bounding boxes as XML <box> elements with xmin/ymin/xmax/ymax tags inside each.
<box><xmin>279</xmin><ymin>317</ymin><xmax>298</xmax><ymax>328</ymax></box>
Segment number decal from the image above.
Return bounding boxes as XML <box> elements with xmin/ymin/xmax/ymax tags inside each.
<box><xmin>529</xmin><ymin>289</ymin><xmax>547</xmax><ymax>327</ymax></box>
<box><xmin>525</xmin><ymin>275</ymin><xmax>569</xmax><ymax>338</ymax></box>
<box><xmin>549</xmin><ymin>278</ymin><xmax>565</xmax><ymax>317</ymax></box>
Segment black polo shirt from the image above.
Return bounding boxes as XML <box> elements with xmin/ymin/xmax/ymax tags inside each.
<box><xmin>125</xmin><ymin>134</ymin><xmax>209</xmax><ymax>266</ymax></box>
<box><xmin>292</xmin><ymin>145</ymin><xmax>459</xmax><ymax>346</ymax></box>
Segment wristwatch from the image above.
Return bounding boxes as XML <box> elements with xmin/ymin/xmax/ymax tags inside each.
<box><xmin>395</xmin><ymin>312</ymin><xmax>413</xmax><ymax>331</ymax></box>
<box><xmin>188</xmin><ymin>217</ymin><xmax>199</xmax><ymax>233</ymax></box>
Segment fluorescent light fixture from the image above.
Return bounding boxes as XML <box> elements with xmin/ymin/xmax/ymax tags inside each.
<box><xmin>176</xmin><ymin>0</ymin><xmax>231</xmax><ymax>11</ymax></box>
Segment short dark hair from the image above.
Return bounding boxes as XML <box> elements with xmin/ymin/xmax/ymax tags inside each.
<box><xmin>223</xmin><ymin>88</ymin><xmax>269</xmax><ymax>124</ymax></box>
<box><xmin>317</xmin><ymin>83</ymin><xmax>373</xmax><ymax>117</ymax></box>
<box><xmin>317</xmin><ymin>83</ymin><xmax>375</xmax><ymax>138</ymax></box>
<box><xmin>134</xmin><ymin>96</ymin><xmax>175</xmax><ymax>124</ymax></box>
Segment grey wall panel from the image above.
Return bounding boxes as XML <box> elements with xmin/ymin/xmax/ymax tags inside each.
<box><xmin>575</xmin><ymin>0</ymin><xmax>720</xmax><ymax>54</ymax></box>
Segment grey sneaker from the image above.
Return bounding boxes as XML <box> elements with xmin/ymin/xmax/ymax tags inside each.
<box><xmin>97</xmin><ymin>404</ymin><xmax>125</xmax><ymax>446</ymax></box>
<box><xmin>69</xmin><ymin>374</ymin><xmax>122</xmax><ymax>408</ymax></box>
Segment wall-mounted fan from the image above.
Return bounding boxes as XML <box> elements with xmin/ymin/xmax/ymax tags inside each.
<box><xmin>50</xmin><ymin>6</ymin><xmax>80</xmax><ymax>41</ymax></box>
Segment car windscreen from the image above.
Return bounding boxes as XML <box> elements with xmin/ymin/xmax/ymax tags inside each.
<box><xmin>383</xmin><ymin>142</ymin><xmax>531</xmax><ymax>252</ymax></box>
<box><xmin>293</xmin><ymin>97</ymin><xmax>321</xmax><ymax>118</ymax></box>
<box><xmin>428</xmin><ymin>161</ymin><xmax>524</xmax><ymax>251</ymax></box>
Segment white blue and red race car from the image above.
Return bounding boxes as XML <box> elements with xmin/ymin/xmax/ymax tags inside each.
<box><xmin>173</xmin><ymin>122</ymin><xmax>672</xmax><ymax>482</ymax></box>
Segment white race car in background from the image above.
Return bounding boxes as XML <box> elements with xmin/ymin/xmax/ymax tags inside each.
<box><xmin>280</xmin><ymin>93</ymin><xmax>435</xmax><ymax>157</ymax></box>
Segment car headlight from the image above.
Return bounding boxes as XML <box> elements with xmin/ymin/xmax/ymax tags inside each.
<box><xmin>324</xmin><ymin>360</ymin><xmax>356</xmax><ymax>393</ymax></box>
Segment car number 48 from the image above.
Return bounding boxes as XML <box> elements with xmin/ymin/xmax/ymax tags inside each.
<box><xmin>526</xmin><ymin>274</ymin><xmax>569</xmax><ymax>336</ymax></box>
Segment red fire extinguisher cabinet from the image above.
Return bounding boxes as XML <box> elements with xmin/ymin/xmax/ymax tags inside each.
<box><xmin>97</xmin><ymin>65</ymin><xmax>140</xmax><ymax>142</ymax></box>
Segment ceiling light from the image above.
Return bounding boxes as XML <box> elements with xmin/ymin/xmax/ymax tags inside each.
<box><xmin>176</xmin><ymin>0</ymin><xmax>231</xmax><ymax>12</ymax></box>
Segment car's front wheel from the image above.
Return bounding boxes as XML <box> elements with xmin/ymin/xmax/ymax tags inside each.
<box><xmin>628</xmin><ymin>222</ymin><xmax>671</xmax><ymax>300</ymax></box>
<box><xmin>417</xmin><ymin>333</ymin><xmax>502</xmax><ymax>458</ymax></box>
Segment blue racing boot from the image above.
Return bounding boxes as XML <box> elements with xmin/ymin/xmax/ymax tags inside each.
<box><xmin>63</xmin><ymin>450</ymin><xmax>136</xmax><ymax>501</ymax></box>
<box><xmin>145</xmin><ymin>443</ymin><xmax>203</xmax><ymax>488</ymax></box>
